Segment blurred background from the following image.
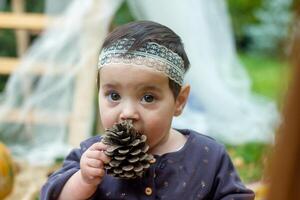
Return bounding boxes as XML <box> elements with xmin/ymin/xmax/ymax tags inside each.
<box><xmin>0</xmin><ymin>0</ymin><xmax>296</xmax><ymax>199</ymax></box>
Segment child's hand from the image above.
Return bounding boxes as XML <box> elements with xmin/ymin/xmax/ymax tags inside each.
<box><xmin>80</xmin><ymin>142</ymin><xmax>110</xmax><ymax>186</ymax></box>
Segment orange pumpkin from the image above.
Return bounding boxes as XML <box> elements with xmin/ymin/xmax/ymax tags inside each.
<box><xmin>0</xmin><ymin>142</ymin><xmax>14</xmax><ymax>199</ymax></box>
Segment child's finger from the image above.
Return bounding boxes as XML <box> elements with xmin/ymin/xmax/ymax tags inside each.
<box><xmin>89</xmin><ymin>142</ymin><xmax>108</xmax><ymax>151</ymax></box>
<box><xmin>99</xmin><ymin>153</ymin><xmax>111</xmax><ymax>164</ymax></box>
<box><xmin>87</xmin><ymin>167</ymin><xmax>105</xmax><ymax>177</ymax></box>
<box><xmin>87</xmin><ymin>158</ymin><xmax>103</xmax><ymax>168</ymax></box>
<box><xmin>85</xmin><ymin>149</ymin><xmax>103</xmax><ymax>159</ymax></box>
<box><xmin>99</xmin><ymin>169</ymin><xmax>105</xmax><ymax>177</ymax></box>
<box><xmin>85</xmin><ymin>149</ymin><xmax>111</xmax><ymax>164</ymax></box>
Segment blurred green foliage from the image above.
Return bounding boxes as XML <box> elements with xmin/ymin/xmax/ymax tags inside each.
<box><xmin>226</xmin><ymin>53</ymin><xmax>291</xmax><ymax>183</ymax></box>
<box><xmin>25</xmin><ymin>0</ymin><xmax>44</xmax><ymax>13</ymax></box>
<box><xmin>227</xmin><ymin>143</ymin><xmax>270</xmax><ymax>182</ymax></box>
<box><xmin>0</xmin><ymin>0</ymin><xmax>291</xmax><ymax>54</ymax></box>
<box><xmin>2</xmin><ymin>0</ymin><xmax>44</xmax><ymax>12</ymax></box>
<box><xmin>227</xmin><ymin>0</ymin><xmax>263</xmax><ymax>50</ymax></box>
<box><xmin>0</xmin><ymin>76</ymin><xmax>8</xmax><ymax>91</ymax></box>
<box><xmin>0</xmin><ymin>0</ymin><xmax>44</xmax><ymax>90</ymax></box>
<box><xmin>239</xmin><ymin>53</ymin><xmax>290</xmax><ymax>104</ymax></box>
<box><xmin>0</xmin><ymin>29</ymin><xmax>16</xmax><ymax>57</ymax></box>
<box><xmin>111</xmin><ymin>1</ymin><xmax>135</xmax><ymax>27</ymax></box>
<box><xmin>0</xmin><ymin>0</ymin><xmax>44</xmax><ymax>55</ymax></box>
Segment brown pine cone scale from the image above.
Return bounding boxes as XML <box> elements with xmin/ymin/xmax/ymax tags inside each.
<box><xmin>102</xmin><ymin>120</ymin><xmax>154</xmax><ymax>179</ymax></box>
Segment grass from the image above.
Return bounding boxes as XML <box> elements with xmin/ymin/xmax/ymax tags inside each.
<box><xmin>226</xmin><ymin>53</ymin><xmax>290</xmax><ymax>183</ymax></box>
<box><xmin>227</xmin><ymin>143</ymin><xmax>270</xmax><ymax>183</ymax></box>
<box><xmin>239</xmin><ymin>53</ymin><xmax>290</xmax><ymax>104</ymax></box>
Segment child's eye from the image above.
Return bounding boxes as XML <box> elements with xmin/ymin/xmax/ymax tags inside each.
<box><xmin>141</xmin><ymin>94</ymin><xmax>155</xmax><ymax>103</ymax></box>
<box><xmin>107</xmin><ymin>92</ymin><xmax>121</xmax><ymax>102</ymax></box>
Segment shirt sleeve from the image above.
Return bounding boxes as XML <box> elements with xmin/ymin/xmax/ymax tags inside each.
<box><xmin>209</xmin><ymin>145</ymin><xmax>255</xmax><ymax>200</ymax></box>
<box><xmin>40</xmin><ymin>142</ymin><xmax>87</xmax><ymax>200</ymax></box>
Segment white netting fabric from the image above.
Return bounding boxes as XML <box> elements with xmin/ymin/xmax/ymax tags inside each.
<box><xmin>0</xmin><ymin>0</ymin><xmax>123</xmax><ymax>165</ymax></box>
<box><xmin>0</xmin><ymin>0</ymin><xmax>281</xmax><ymax>167</ymax></box>
<box><xmin>128</xmin><ymin>0</ymin><xmax>280</xmax><ymax>144</ymax></box>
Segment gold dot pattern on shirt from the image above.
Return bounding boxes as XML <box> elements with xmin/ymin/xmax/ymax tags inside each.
<box><xmin>197</xmin><ymin>193</ymin><xmax>204</xmax><ymax>199</ymax></box>
<box><xmin>164</xmin><ymin>181</ymin><xmax>169</xmax><ymax>187</ymax></box>
<box><xmin>201</xmin><ymin>180</ymin><xmax>206</xmax><ymax>188</ymax></box>
<box><xmin>145</xmin><ymin>187</ymin><xmax>152</xmax><ymax>195</ymax></box>
<box><xmin>204</xmin><ymin>146</ymin><xmax>209</xmax><ymax>152</ymax></box>
<box><xmin>149</xmin><ymin>158</ymin><xmax>156</xmax><ymax>164</ymax></box>
<box><xmin>120</xmin><ymin>193</ymin><xmax>126</xmax><ymax>198</ymax></box>
<box><xmin>203</xmin><ymin>159</ymin><xmax>209</xmax><ymax>164</ymax></box>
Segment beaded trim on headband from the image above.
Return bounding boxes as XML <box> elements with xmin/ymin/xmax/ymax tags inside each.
<box><xmin>97</xmin><ymin>38</ymin><xmax>185</xmax><ymax>86</ymax></box>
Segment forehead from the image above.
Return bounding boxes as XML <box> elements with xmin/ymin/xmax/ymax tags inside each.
<box><xmin>99</xmin><ymin>64</ymin><xmax>169</xmax><ymax>88</ymax></box>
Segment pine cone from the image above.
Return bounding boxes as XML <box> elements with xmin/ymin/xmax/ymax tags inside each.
<box><xmin>102</xmin><ymin>120</ymin><xmax>154</xmax><ymax>179</ymax></box>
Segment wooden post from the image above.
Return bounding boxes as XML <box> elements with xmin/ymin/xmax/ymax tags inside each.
<box><xmin>67</xmin><ymin>0</ymin><xmax>118</xmax><ymax>146</ymax></box>
<box><xmin>68</xmin><ymin>67</ymin><xmax>96</xmax><ymax>147</ymax></box>
<box><xmin>12</xmin><ymin>0</ymin><xmax>29</xmax><ymax>57</ymax></box>
<box><xmin>67</xmin><ymin>1</ymin><xmax>99</xmax><ymax>147</ymax></box>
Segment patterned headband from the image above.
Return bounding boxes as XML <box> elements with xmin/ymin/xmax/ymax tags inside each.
<box><xmin>97</xmin><ymin>38</ymin><xmax>185</xmax><ymax>86</ymax></box>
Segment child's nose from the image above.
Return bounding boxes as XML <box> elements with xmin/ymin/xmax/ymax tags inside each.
<box><xmin>119</xmin><ymin>102</ymin><xmax>139</xmax><ymax>122</ymax></box>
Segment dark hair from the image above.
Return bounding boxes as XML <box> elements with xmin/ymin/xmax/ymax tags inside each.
<box><xmin>97</xmin><ymin>20</ymin><xmax>190</xmax><ymax>99</ymax></box>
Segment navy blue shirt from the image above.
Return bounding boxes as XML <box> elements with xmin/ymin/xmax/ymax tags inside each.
<box><xmin>41</xmin><ymin>129</ymin><xmax>255</xmax><ymax>200</ymax></box>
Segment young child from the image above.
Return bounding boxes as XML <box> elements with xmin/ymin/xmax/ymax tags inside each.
<box><xmin>41</xmin><ymin>21</ymin><xmax>255</xmax><ymax>200</ymax></box>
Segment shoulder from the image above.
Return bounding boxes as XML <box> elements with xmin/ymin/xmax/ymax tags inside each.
<box><xmin>179</xmin><ymin>129</ymin><xmax>228</xmax><ymax>160</ymax></box>
<box><xmin>182</xmin><ymin>129</ymin><xmax>225</xmax><ymax>150</ymax></box>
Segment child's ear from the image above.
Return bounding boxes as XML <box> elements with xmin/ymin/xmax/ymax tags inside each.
<box><xmin>174</xmin><ymin>84</ymin><xmax>190</xmax><ymax>116</ymax></box>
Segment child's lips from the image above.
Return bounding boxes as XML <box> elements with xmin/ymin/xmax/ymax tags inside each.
<box><xmin>137</xmin><ymin>130</ymin><xmax>148</xmax><ymax>137</ymax></box>
<box><xmin>136</xmin><ymin>129</ymin><xmax>144</xmax><ymax>134</ymax></box>
<box><xmin>131</xmin><ymin>125</ymin><xmax>143</xmax><ymax>133</ymax></box>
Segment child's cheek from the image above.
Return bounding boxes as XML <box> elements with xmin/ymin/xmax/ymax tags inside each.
<box><xmin>99</xmin><ymin>110</ymin><xmax>115</xmax><ymax>129</ymax></box>
<box><xmin>145</xmin><ymin>117</ymin><xmax>171</xmax><ymax>147</ymax></box>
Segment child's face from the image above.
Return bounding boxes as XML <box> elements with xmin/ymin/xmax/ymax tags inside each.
<box><xmin>98</xmin><ymin>64</ymin><xmax>178</xmax><ymax>149</ymax></box>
